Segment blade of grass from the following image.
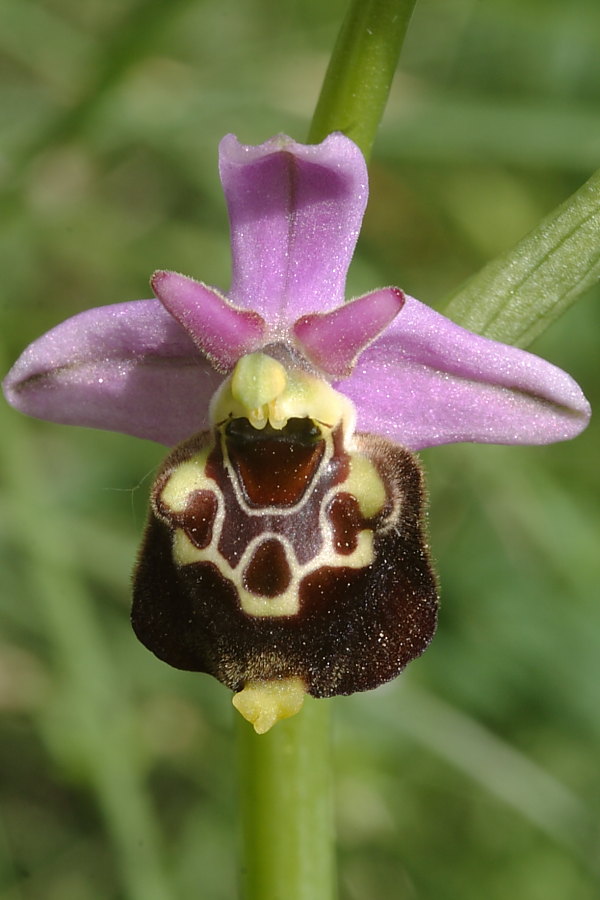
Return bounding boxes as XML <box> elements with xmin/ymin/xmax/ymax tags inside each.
<box><xmin>348</xmin><ymin>684</ymin><xmax>595</xmax><ymax>862</ymax></box>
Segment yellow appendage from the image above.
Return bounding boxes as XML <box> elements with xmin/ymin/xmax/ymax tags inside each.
<box><xmin>232</xmin><ymin>677</ymin><xmax>307</xmax><ymax>733</ymax></box>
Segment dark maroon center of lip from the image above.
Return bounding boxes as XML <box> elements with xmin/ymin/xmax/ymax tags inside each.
<box><xmin>225</xmin><ymin>417</ymin><xmax>325</xmax><ymax>507</ymax></box>
<box><xmin>243</xmin><ymin>538</ymin><xmax>292</xmax><ymax>597</ymax></box>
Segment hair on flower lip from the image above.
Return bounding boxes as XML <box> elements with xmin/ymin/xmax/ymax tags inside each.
<box><xmin>2</xmin><ymin>132</ymin><xmax>590</xmax><ymax>728</ymax></box>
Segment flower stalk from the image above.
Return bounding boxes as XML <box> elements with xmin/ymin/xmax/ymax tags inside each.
<box><xmin>308</xmin><ymin>0</ymin><xmax>417</xmax><ymax>159</ymax></box>
<box><xmin>236</xmin><ymin>699</ymin><xmax>335</xmax><ymax>900</ymax></box>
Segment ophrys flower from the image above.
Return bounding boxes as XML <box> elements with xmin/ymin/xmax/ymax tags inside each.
<box><xmin>3</xmin><ymin>134</ymin><xmax>590</xmax><ymax>732</ymax></box>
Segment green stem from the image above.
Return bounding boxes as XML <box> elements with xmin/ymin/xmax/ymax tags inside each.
<box><xmin>308</xmin><ymin>0</ymin><xmax>417</xmax><ymax>159</ymax></box>
<box><xmin>236</xmin><ymin>699</ymin><xmax>335</xmax><ymax>900</ymax></box>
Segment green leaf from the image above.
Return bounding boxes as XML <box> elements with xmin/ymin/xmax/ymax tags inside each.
<box><xmin>442</xmin><ymin>167</ymin><xmax>600</xmax><ymax>346</ymax></box>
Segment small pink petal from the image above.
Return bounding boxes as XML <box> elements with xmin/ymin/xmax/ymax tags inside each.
<box><xmin>293</xmin><ymin>288</ymin><xmax>405</xmax><ymax>376</ymax></box>
<box><xmin>151</xmin><ymin>270</ymin><xmax>266</xmax><ymax>372</ymax></box>
<box><xmin>3</xmin><ymin>300</ymin><xmax>223</xmax><ymax>445</ymax></box>
<box><xmin>219</xmin><ymin>133</ymin><xmax>368</xmax><ymax>330</ymax></box>
<box><xmin>337</xmin><ymin>296</ymin><xmax>591</xmax><ymax>450</ymax></box>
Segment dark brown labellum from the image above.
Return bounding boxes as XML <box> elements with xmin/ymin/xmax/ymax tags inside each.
<box><xmin>132</xmin><ymin>417</ymin><xmax>438</xmax><ymax>698</ymax></box>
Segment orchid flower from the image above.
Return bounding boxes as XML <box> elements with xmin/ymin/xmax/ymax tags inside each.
<box><xmin>3</xmin><ymin>133</ymin><xmax>590</xmax><ymax>733</ymax></box>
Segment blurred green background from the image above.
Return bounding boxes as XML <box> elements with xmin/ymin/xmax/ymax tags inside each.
<box><xmin>1</xmin><ymin>0</ymin><xmax>599</xmax><ymax>898</ymax></box>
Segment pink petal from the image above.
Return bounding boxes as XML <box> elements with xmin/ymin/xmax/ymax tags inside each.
<box><xmin>151</xmin><ymin>270</ymin><xmax>266</xmax><ymax>372</ymax></box>
<box><xmin>219</xmin><ymin>132</ymin><xmax>368</xmax><ymax>331</ymax></box>
<box><xmin>337</xmin><ymin>296</ymin><xmax>591</xmax><ymax>450</ymax></box>
<box><xmin>292</xmin><ymin>288</ymin><xmax>405</xmax><ymax>376</ymax></box>
<box><xmin>3</xmin><ymin>300</ymin><xmax>222</xmax><ymax>445</ymax></box>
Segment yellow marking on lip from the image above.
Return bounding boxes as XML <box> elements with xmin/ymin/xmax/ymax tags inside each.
<box><xmin>345</xmin><ymin>529</ymin><xmax>375</xmax><ymax>568</ymax></box>
<box><xmin>172</xmin><ymin>528</ymin><xmax>211</xmax><ymax>566</ymax></box>
<box><xmin>159</xmin><ymin>447</ymin><xmax>213</xmax><ymax>513</ymax></box>
<box><xmin>171</xmin><ymin>531</ymin><xmax>301</xmax><ymax>615</ymax></box>
<box><xmin>171</xmin><ymin>523</ymin><xmax>375</xmax><ymax>617</ymax></box>
<box><xmin>232</xmin><ymin>677</ymin><xmax>306</xmax><ymax>733</ymax></box>
<box><xmin>345</xmin><ymin>453</ymin><xmax>386</xmax><ymax>518</ymax></box>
